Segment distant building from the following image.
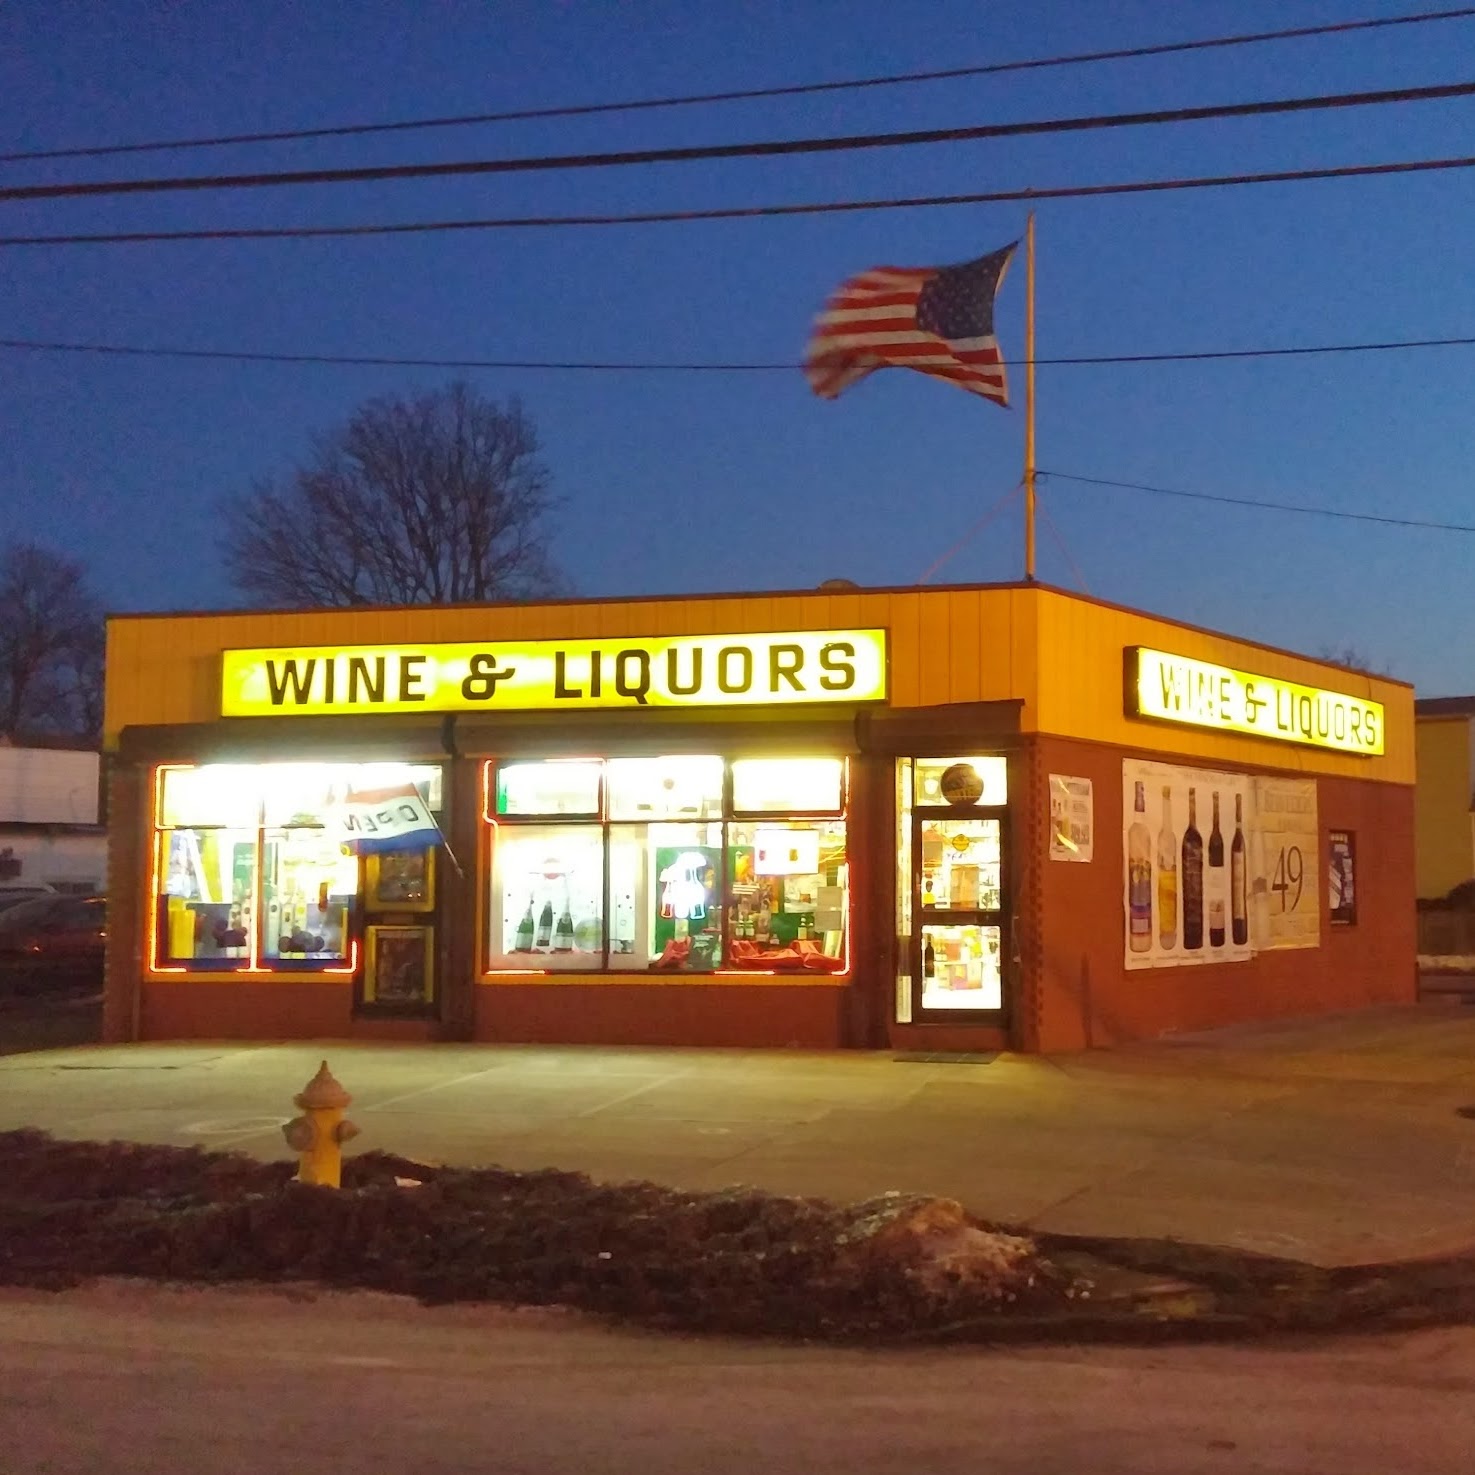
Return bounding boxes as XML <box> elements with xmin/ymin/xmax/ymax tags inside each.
<box><xmin>1414</xmin><ymin>697</ymin><xmax>1475</xmax><ymax>902</ymax></box>
<box><xmin>0</xmin><ymin>738</ymin><xmax>106</xmax><ymax>893</ymax></box>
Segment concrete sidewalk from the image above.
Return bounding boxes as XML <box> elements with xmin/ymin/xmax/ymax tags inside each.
<box><xmin>3</xmin><ymin>1003</ymin><xmax>1475</xmax><ymax>1268</ymax></box>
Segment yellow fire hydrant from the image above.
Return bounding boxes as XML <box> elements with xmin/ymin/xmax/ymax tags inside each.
<box><xmin>281</xmin><ymin>1060</ymin><xmax>360</xmax><ymax>1187</ymax></box>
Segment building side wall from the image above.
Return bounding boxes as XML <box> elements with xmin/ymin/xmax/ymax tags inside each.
<box><xmin>1032</xmin><ymin>589</ymin><xmax>1413</xmax><ymax>786</ymax></box>
<box><xmin>1029</xmin><ymin>733</ymin><xmax>1415</xmax><ymax>1052</ymax></box>
<box><xmin>1415</xmin><ymin>716</ymin><xmax>1474</xmax><ymax>899</ymax></box>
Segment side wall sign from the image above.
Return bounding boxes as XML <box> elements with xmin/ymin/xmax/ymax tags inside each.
<box><xmin>222</xmin><ymin>629</ymin><xmax>889</xmax><ymax>717</ymax></box>
<box><xmin>1126</xmin><ymin>647</ymin><xmax>1384</xmax><ymax>756</ymax></box>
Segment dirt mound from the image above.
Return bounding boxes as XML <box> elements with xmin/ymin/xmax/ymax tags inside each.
<box><xmin>0</xmin><ymin>1131</ymin><xmax>1056</xmax><ymax>1338</ymax></box>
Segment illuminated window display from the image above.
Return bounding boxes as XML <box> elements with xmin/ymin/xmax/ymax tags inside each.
<box><xmin>495</xmin><ymin>761</ymin><xmax>601</xmax><ymax>817</ymax></box>
<box><xmin>485</xmin><ymin>755</ymin><xmax>847</xmax><ymax>976</ymax></box>
<box><xmin>731</xmin><ymin>757</ymin><xmax>843</xmax><ymax>813</ymax></box>
<box><xmin>489</xmin><ymin>824</ymin><xmax>606</xmax><ymax>970</ymax></box>
<box><xmin>920</xmin><ymin>923</ymin><xmax>1003</xmax><ymax>1010</ymax></box>
<box><xmin>726</xmin><ymin>819</ymin><xmax>848</xmax><ymax>973</ymax></box>
<box><xmin>919</xmin><ymin>818</ymin><xmax>1002</xmax><ymax>912</ymax></box>
<box><xmin>152</xmin><ymin>761</ymin><xmax>441</xmax><ymax>972</ymax></box>
<box><xmin>607</xmin><ymin>755</ymin><xmax>723</xmax><ymax>821</ymax></box>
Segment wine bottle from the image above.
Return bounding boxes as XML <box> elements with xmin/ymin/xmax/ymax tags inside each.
<box><xmin>1181</xmin><ymin>788</ymin><xmax>1204</xmax><ymax>951</ymax></box>
<box><xmin>553</xmin><ymin>902</ymin><xmax>575</xmax><ymax>951</ymax></box>
<box><xmin>1156</xmin><ymin>785</ymin><xmax>1178</xmax><ymax>950</ymax></box>
<box><xmin>1127</xmin><ymin>781</ymin><xmax>1152</xmax><ymax>953</ymax></box>
<box><xmin>923</xmin><ymin>937</ymin><xmax>936</xmax><ymax>979</ymax></box>
<box><xmin>1231</xmin><ymin>793</ymin><xmax>1248</xmax><ymax>945</ymax></box>
<box><xmin>1207</xmin><ymin>792</ymin><xmax>1226</xmax><ymax>948</ymax></box>
<box><xmin>514</xmin><ymin>899</ymin><xmax>535</xmax><ymax>952</ymax></box>
<box><xmin>535</xmin><ymin>899</ymin><xmax>554</xmax><ymax>949</ymax></box>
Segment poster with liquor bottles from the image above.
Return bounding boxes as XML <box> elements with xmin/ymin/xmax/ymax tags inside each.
<box><xmin>1250</xmin><ymin>776</ymin><xmax>1320</xmax><ymax>948</ymax></box>
<box><xmin>1122</xmin><ymin>760</ymin><xmax>1253</xmax><ymax>969</ymax></box>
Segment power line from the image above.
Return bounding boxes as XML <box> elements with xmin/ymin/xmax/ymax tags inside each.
<box><xmin>917</xmin><ymin>484</ymin><xmax>1022</xmax><ymax>583</ymax></box>
<box><xmin>3</xmin><ymin>152</ymin><xmax>1471</xmax><ymax>248</ymax></box>
<box><xmin>4</xmin><ymin>8</ymin><xmax>1469</xmax><ymax>165</ymax></box>
<box><xmin>1040</xmin><ymin>469</ymin><xmax>1475</xmax><ymax>533</ymax></box>
<box><xmin>2</xmin><ymin>333</ymin><xmax>1471</xmax><ymax>375</ymax></box>
<box><xmin>4</xmin><ymin>79</ymin><xmax>1473</xmax><ymax>205</ymax></box>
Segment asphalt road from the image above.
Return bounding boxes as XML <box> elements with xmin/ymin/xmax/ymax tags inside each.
<box><xmin>5</xmin><ymin>1284</ymin><xmax>1474</xmax><ymax>1474</ymax></box>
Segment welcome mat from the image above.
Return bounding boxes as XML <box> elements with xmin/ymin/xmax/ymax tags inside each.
<box><xmin>891</xmin><ymin>1051</ymin><xmax>999</xmax><ymax>1065</ymax></box>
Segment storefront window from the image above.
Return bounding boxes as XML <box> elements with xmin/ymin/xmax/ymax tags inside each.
<box><xmin>727</xmin><ymin>819</ymin><xmax>847</xmax><ymax>973</ymax></box>
<box><xmin>913</xmin><ymin>756</ymin><xmax>1008</xmax><ymax>809</ymax></box>
<box><xmin>485</xmin><ymin>756</ymin><xmax>847</xmax><ymax>977</ymax></box>
<box><xmin>151</xmin><ymin>760</ymin><xmax>441</xmax><ymax>973</ymax></box>
<box><xmin>157</xmin><ymin>825</ymin><xmax>257</xmax><ymax>965</ymax></box>
<box><xmin>731</xmin><ymin>757</ymin><xmax>843</xmax><ymax>814</ymax></box>
<box><xmin>919</xmin><ymin>818</ymin><xmax>1002</xmax><ymax>911</ymax></box>
<box><xmin>261</xmin><ymin>828</ymin><xmax>358</xmax><ymax>962</ymax></box>
<box><xmin>607</xmin><ymin>755</ymin><xmax>723</xmax><ymax>821</ymax></box>
<box><xmin>921</xmin><ymin>923</ymin><xmax>1003</xmax><ymax>1010</ymax></box>
<box><xmin>495</xmin><ymin>760</ymin><xmax>601</xmax><ymax>817</ymax></box>
<box><xmin>159</xmin><ymin>766</ymin><xmax>260</xmax><ymax>830</ymax></box>
<box><xmin>489</xmin><ymin>823</ymin><xmax>605</xmax><ymax>970</ymax></box>
<box><xmin>609</xmin><ymin>821</ymin><xmax>725</xmax><ymax>972</ymax></box>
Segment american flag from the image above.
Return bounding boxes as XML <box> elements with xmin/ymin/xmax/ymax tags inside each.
<box><xmin>804</xmin><ymin>242</ymin><xmax>1017</xmax><ymax>406</ymax></box>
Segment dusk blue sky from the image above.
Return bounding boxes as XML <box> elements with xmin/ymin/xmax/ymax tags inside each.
<box><xmin>3</xmin><ymin>1</ymin><xmax>1473</xmax><ymax>694</ymax></box>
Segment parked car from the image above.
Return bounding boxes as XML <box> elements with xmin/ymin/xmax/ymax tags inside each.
<box><xmin>0</xmin><ymin>894</ymin><xmax>106</xmax><ymax>998</ymax></box>
<box><xmin>0</xmin><ymin>882</ymin><xmax>58</xmax><ymax>914</ymax></box>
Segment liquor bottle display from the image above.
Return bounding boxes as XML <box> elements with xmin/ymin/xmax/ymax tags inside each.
<box><xmin>1207</xmin><ymin>792</ymin><xmax>1227</xmax><ymax>948</ymax></box>
<box><xmin>1156</xmin><ymin>784</ymin><xmax>1177</xmax><ymax>950</ymax></box>
<box><xmin>1231</xmin><ymin>793</ymin><xmax>1249</xmax><ymax>945</ymax></box>
<box><xmin>1181</xmin><ymin>787</ymin><xmax>1204</xmax><ymax>951</ymax></box>
<box><xmin>1127</xmin><ymin>781</ymin><xmax>1152</xmax><ymax>953</ymax></box>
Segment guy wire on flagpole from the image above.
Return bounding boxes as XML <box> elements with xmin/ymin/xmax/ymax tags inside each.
<box><xmin>1023</xmin><ymin>212</ymin><xmax>1038</xmax><ymax>581</ymax></box>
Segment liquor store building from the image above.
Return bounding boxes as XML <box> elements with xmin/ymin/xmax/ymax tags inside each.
<box><xmin>101</xmin><ymin>582</ymin><xmax>1414</xmax><ymax>1053</ymax></box>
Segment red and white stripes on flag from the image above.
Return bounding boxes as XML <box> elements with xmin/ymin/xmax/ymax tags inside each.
<box><xmin>803</xmin><ymin>243</ymin><xmax>1016</xmax><ymax>407</ymax></box>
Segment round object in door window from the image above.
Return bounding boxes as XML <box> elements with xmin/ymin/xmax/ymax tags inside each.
<box><xmin>939</xmin><ymin>763</ymin><xmax>983</xmax><ymax>806</ymax></box>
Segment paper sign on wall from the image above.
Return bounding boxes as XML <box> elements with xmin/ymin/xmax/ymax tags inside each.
<box><xmin>1250</xmin><ymin>776</ymin><xmax>1320</xmax><ymax>949</ymax></box>
<box><xmin>1049</xmin><ymin>775</ymin><xmax>1094</xmax><ymax>862</ymax></box>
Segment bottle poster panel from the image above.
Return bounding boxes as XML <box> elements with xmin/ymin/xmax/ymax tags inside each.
<box><xmin>1122</xmin><ymin>760</ymin><xmax>1253</xmax><ymax>970</ymax></box>
<box><xmin>1250</xmin><ymin>776</ymin><xmax>1320</xmax><ymax>949</ymax></box>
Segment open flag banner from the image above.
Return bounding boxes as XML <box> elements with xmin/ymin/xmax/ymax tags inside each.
<box><xmin>804</xmin><ymin>241</ymin><xmax>1017</xmax><ymax>406</ymax></box>
<box><xmin>330</xmin><ymin>783</ymin><xmax>441</xmax><ymax>855</ymax></box>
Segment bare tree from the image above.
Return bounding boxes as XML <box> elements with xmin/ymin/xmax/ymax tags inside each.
<box><xmin>221</xmin><ymin>383</ymin><xmax>566</xmax><ymax>607</ymax></box>
<box><xmin>0</xmin><ymin>542</ymin><xmax>104</xmax><ymax>739</ymax></box>
<box><xmin>1315</xmin><ymin>644</ymin><xmax>1393</xmax><ymax>678</ymax></box>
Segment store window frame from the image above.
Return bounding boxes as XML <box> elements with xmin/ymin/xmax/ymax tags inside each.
<box><xmin>482</xmin><ymin>755</ymin><xmax>850</xmax><ymax>978</ymax></box>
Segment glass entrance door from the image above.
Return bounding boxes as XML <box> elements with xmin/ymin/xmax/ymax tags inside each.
<box><xmin>896</xmin><ymin>757</ymin><xmax>1009</xmax><ymax>1022</ymax></box>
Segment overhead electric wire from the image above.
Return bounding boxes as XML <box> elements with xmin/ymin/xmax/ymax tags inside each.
<box><xmin>4</xmin><ymin>7</ymin><xmax>1470</xmax><ymax>166</ymax></box>
<box><xmin>3</xmin><ymin>79</ymin><xmax>1474</xmax><ymax>204</ymax></box>
<box><xmin>1040</xmin><ymin>470</ymin><xmax>1475</xmax><ymax>534</ymax></box>
<box><xmin>2</xmin><ymin>333</ymin><xmax>1470</xmax><ymax>375</ymax></box>
<box><xmin>3</xmin><ymin>152</ymin><xmax>1472</xmax><ymax>247</ymax></box>
<box><xmin>917</xmin><ymin>484</ymin><xmax>1023</xmax><ymax>584</ymax></box>
<box><xmin>1036</xmin><ymin>491</ymin><xmax>1093</xmax><ymax>594</ymax></box>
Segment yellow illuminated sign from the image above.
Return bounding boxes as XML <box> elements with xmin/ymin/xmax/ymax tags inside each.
<box><xmin>1126</xmin><ymin>647</ymin><xmax>1384</xmax><ymax>756</ymax></box>
<box><xmin>222</xmin><ymin>629</ymin><xmax>889</xmax><ymax>718</ymax></box>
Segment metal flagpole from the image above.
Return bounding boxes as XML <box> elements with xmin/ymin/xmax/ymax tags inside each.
<box><xmin>1023</xmin><ymin>210</ymin><xmax>1037</xmax><ymax>581</ymax></box>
